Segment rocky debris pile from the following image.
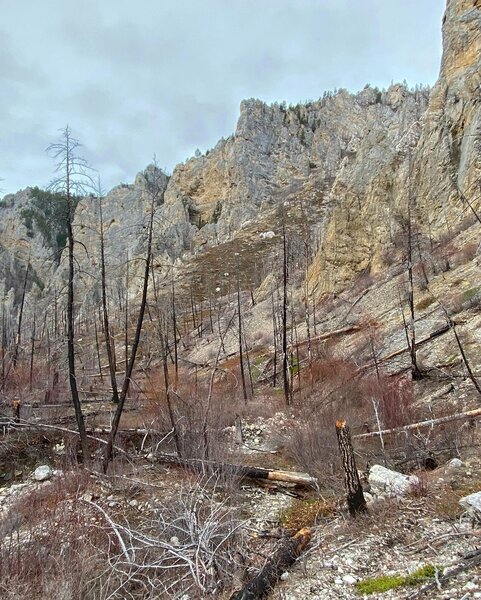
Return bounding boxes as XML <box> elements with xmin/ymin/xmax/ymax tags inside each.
<box><xmin>224</xmin><ymin>412</ymin><xmax>290</xmax><ymax>452</ymax></box>
<box><xmin>0</xmin><ymin>464</ymin><xmax>58</xmax><ymax>516</ymax></box>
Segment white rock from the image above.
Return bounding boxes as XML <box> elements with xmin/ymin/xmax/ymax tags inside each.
<box><xmin>170</xmin><ymin>536</ymin><xmax>180</xmax><ymax>547</ymax></box>
<box><xmin>459</xmin><ymin>491</ymin><xmax>481</xmax><ymax>520</ymax></box>
<box><xmin>448</xmin><ymin>458</ymin><xmax>464</xmax><ymax>469</ymax></box>
<box><xmin>463</xmin><ymin>581</ymin><xmax>478</xmax><ymax>591</ymax></box>
<box><xmin>342</xmin><ymin>574</ymin><xmax>357</xmax><ymax>585</ymax></box>
<box><xmin>364</xmin><ymin>492</ymin><xmax>374</xmax><ymax>503</ymax></box>
<box><xmin>33</xmin><ymin>465</ymin><xmax>53</xmax><ymax>482</ymax></box>
<box><xmin>259</xmin><ymin>231</ymin><xmax>275</xmax><ymax>240</ymax></box>
<box><xmin>280</xmin><ymin>571</ymin><xmax>289</xmax><ymax>581</ymax></box>
<box><xmin>369</xmin><ymin>465</ymin><xmax>419</xmax><ymax>496</ymax></box>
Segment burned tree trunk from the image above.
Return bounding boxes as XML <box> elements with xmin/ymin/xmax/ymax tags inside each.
<box><xmin>12</xmin><ymin>261</ymin><xmax>30</xmax><ymax>369</ymax></box>
<box><xmin>230</xmin><ymin>528</ymin><xmax>311</xmax><ymax>600</ymax></box>
<box><xmin>336</xmin><ymin>420</ymin><xmax>367</xmax><ymax>516</ymax></box>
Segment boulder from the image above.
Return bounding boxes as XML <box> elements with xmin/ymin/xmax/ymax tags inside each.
<box><xmin>33</xmin><ymin>465</ymin><xmax>53</xmax><ymax>482</ymax></box>
<box><xmin>368</xmin><ymin>465</ymin><xmax>419</xmax><ymax>497</ymax></box>
<box><xmin>447</xmin><ymin>458</ymin><xmax>464</xmax><ymax>469</ymax></box>
<box><xmin>459</xmin><ymin>491</ymin><xmax>481</xmax><ymax>521</ymax></box>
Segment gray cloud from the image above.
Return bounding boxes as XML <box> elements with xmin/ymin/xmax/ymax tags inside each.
<box><xmin>1</xmin><ymin>0</ymin><xmax>445</xmax><ymax>195</ymax></box>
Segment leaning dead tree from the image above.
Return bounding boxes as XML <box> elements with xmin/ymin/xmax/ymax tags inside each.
<box><xmin>230</xmin><ymin>528</ymin><xmax>311</xmax><ymax>600</ymax></box>
<box><xmin>354</xmin><ymin>406</ymin><xmax>481</xmax><ymax>440</ymax></box>
<box><xmin>336</xmin><ymin>420</ymin><xmax>367</xmax><ymax>516</ymax></box>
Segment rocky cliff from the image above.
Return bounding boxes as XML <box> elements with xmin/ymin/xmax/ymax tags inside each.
<box><xmin>0</xmin><ymin>0</ymin><xmax>479</xmax><ymax>312</ymax></box>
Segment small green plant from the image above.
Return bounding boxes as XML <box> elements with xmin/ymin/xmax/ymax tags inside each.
<box><xmin>355</xmin><ymin>564</ymin><xmax>437</xmax><ymax>595</ymax></box>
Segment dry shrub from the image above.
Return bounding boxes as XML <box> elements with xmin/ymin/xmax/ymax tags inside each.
<box><xmin>452</xmin><ymin>241</ymin><xmax>478</xmax><ymax>266</ymax></box>
<box><xmin>285</xmin><ymin>354</ymin><xmax>371</xmax><ymax>493</ymax></box>
<box><xmin>285</xmin><ymin>407</ymin><xmax>344</xmax><ymax>494</ymax></box>
<box><xmin>142</xmin><ymin>364</ymin><xmax>242</xmax><ymax>461</ymax></box>
<box><xmin>409</xmin><ymin>471</ymin><xmax>430</xmax><ymax>497</ymax></box>
<box><xmin>448</xmin><ymin>285</ymin><xmax>481</xmax><ymax>314</ymax></box>
<box><xmin>415</xmin><ymin>295</ymin><xmax>435</xmax><ymax>311</ymax></box>
<box><xmin>286</xmin><ymin>350</ymin><xmax>418</xmax><ymax>485</ymax></box>
<box><xmin>0</xmin><ymin>469</ymin><xmax>247</xmax><ymax>599</ymax></box>
<box><xmin>364</xmin><ymin>375</ymin><xmax>415</xmax><ymax>430</ymax></box>
<box><xmin>0</xmin><ymin>469</ymin><xmax>111</xmax><ymax>600</ymax></box>
<box><xmin>95</xmin><ymin>475</ymin><xmax>246</xmax><ymax>598</ymax></box>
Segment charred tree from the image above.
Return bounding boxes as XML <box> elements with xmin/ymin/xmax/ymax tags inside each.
<box><xmin>47</xmin><ymin>126</ymin><xmax>92</xmax><ymax>463</ymax></box>
<box><xmin>406</xmin><ymin>188</ymin><xmax>422</xmax><ymax>380</ymax></box>
<box><xmin>236</xmin><ymin>257</ymin><xmax>248</xmax><ymax>403</ymax></box>
<box><xmin>281</xmin><ymin>222</ymin><xmax>291</xmax><ymax>405</ymax></box>
<box><xmin>12</xmin><ymin>261</ymin><xmax>30</xmax><ymax>369</ymax></box>
<box><xmin>335</xmin><ymin>420</ymin><xmax>367</xmax><ymax>516</ymax></box>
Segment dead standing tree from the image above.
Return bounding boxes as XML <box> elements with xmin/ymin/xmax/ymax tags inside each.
<box><xmin>47</xmin><ymin>126</ymin><xmax>94</xmax><ymax>462</ymax></box>
<box><xmin>281</xmin><ymin>220</ymin><xmax>291</xmax><ymax>405</ymax></box>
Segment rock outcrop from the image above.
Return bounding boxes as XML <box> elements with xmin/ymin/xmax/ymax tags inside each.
<box><xmin>0</xmin><ymin>0</ymin><xmax>479</xmax><ymax>313</ymax></box>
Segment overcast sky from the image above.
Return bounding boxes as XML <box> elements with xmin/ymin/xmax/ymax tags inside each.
<box><xmin>1</xmin><ymin>0</ymin><xmax>445</xmax><ymax>196</ymax></box>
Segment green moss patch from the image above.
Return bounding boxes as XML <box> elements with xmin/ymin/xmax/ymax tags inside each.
<box><xmin>355</xmin><ymin>564</ymin><xmax>437</xmax><ymax>595</ymax></box>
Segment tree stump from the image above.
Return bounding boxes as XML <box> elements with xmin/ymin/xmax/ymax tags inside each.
<box><xmin>336</xmin><ymin>420</ymin><xmax>367</xmax><ymax>516</ymax></box>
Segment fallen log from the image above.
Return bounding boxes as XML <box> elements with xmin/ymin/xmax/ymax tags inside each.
<box><xmin>230</xmin><ymin>527</ymin><xmax>311</xmax><ymax>599</ymax></box>
<box><xmin>154</xmin><ymin>455</ymin><xmax>318</xmax><ymax>487</ymax></box>
<box><xmin>376</xmin><ymin>325</ymin><xmax>449</xmax><ymax>368</ymax></box>
<box><xmin>296</xmin><ymin>325</ymin><xmax>362</xmax><ymax>348</ymax></box>
<box><xmin>354</xmin><ymin>407</ymin><xmax>481</xmax><ymax>441</ymax></box>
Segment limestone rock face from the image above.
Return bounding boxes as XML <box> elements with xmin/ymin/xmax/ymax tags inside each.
<box><xmin>309</xmin><ymin>0</ymin><xmax>481</xmax><ymax>293</ymax></box>
<box><xmin>66</xmin><ymin>165</ymin><xmax>198</xmax><ymax>305</ymax></box>
<box><xmin>414</xmin><ymin>0</ymin><xmax>481</xmax><ymax>234</ymax></box>
<box><xmin>1</xmin><ymin>0</ymin><xmax>479</xmax><ymax>311</ymax></box>
<box><xmin>167</xmin><ymin>87</ymin><xmax>428</xmax><ymax>251</ymax></box>
<box><xmin>0</xmin><ymin>188</ymin><xmax>57</xmax><ymax>320</ymax></box>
